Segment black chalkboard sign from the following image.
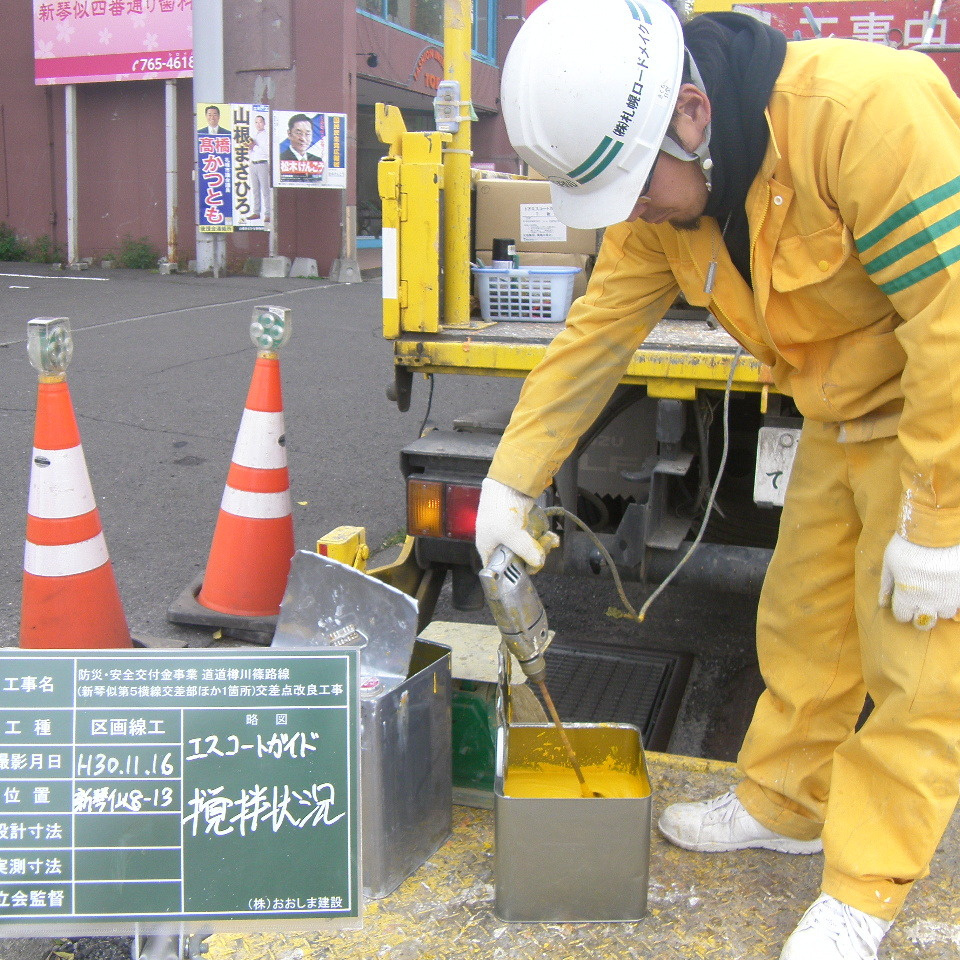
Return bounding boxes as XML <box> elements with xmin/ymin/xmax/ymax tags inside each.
<box><xmin>0</xmin><ymin>649</ymin><xmax>360</xmax><ymax>934</ymax></box>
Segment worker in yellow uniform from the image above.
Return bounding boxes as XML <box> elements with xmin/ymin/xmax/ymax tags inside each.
<box><xmin>474</xmin><ymin>0</ymin><xmax>960</xmax><ymax>956</ymax></box>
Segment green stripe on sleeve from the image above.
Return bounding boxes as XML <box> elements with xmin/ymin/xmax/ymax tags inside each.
<box><xmin>864</xmin><ymin>210</ymin><xmax>960</xmax><ymax>275</ymax></box>
<box><xmin>857</xmin><ymin>175</ymin><xmax>960</xmax><ymax>253</ymax></box>
<box><xmin>878</xmin><ymin>243</ymin><xmax>960</xmax><ymax>294</ymax></box>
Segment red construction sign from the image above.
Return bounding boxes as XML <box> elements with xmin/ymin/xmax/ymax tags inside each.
<box><xmin>734</xmin><ymin>1</ymin><xmax>960</xmax><ymax>91</ymax></box>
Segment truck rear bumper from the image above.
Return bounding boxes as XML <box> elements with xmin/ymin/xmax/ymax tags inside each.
<box><xmin>563</xmin><ymin>532</ymin><xmax>772</xmax><ymax>596</ymax></box>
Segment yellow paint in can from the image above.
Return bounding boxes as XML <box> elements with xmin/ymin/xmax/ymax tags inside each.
<box><xmin>504</xmin><ymin>762</ymin><xmax>646</xmax><ymax>799</ymax></box>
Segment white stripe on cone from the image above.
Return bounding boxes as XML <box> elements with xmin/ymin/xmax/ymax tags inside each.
<box><xmin>28</xmin><ymin>446</ymin><xmax>96</xmax><ymax>520</ymax></box>
<box><xmin>220</xmin><ymin>486</ymin><xmax>292</xmax><ymax>520</ymax></box>
<box><xmin>231</xmin><ymin>410</ymin><xmax>287</xmax><ymax>470</ymax></box>
<box><xmin>24</xmin><ymin>533</ymin><xmax>110</xmax><ymax>578</ymax></box>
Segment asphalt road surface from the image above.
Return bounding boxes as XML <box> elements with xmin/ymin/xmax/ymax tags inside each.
<box><xmin>0</xmin><ymin>264</ymin><xmax>524</xmax><ymax>644</ymax></box>
<box><xmin>0</xmin><ymin>263</ymin><xmax>761</xmax><ymax>960</ymax></box>
<box><xmin>0</xmin><ymin>261</ymin><xmax>762</xmax><ymax>755</ymax></box>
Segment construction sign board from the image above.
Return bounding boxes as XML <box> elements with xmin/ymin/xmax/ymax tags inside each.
<box><xmin>730</xmin><ymin>1</ymin><xmax>960</xmax><ymax>91</ymax></box>
<box><xmin>0</xmin><ymin>649</ymin><xmax>361</xmax><ymax>935</ymax></box>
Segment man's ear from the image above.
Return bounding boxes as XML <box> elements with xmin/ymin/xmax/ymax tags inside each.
<box><xmin>671</xmin><ymin>83</ymin><xmax>711</xmax><ymax>152</ymax></box>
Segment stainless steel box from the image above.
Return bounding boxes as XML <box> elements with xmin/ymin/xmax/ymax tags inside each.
<box><xmin>361</xmin><ymin>638</ymin><xmax>453</xmax><ymax>900</ymax></box>
<box><xmin>494</xmin><ymin>721</ymin><xmax>651</xmax><ymax>921</ymax></box>
<box><xmin>272</xmin><ymin>554</ymin><xmax>452</xmax><ymax>901</ymax></box>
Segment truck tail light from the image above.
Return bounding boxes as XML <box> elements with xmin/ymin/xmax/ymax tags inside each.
<box><xmin>445</xmin><ymin>483</ymin><xmax>481</xmax><ymax>540</ymax></box>
<box><xmin>407</xmin><ymin>479</ymin><xmax>480</xmax><ymax>541</ymax></box>
<box><xmin>408</xmin><ymin>480</ymin><xmax>444</xmax><ymax>537</ymax></box>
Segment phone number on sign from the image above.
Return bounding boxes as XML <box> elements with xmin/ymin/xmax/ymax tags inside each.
<box><xmin>131</xmin><ymin>52</ymin><xmax>194</xmax><ymax>72</ymax></box>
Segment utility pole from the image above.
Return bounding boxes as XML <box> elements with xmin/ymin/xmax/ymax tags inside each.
<box><xmin>193</xmin><ymin>0</ymin><xmax>226</xmax><ymax>275</ymax></box>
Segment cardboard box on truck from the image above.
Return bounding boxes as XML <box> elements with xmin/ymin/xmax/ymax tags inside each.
<box><xmin>475</xmin><ymin>180</ymin><xmax>601</xmax><ymax>255</ymax></box>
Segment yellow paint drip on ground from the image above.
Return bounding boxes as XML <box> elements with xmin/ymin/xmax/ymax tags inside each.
<box><xmin>504</xmin><ymin>762</ymin><xmax>646</xmax><ymax>799</ymax></box>
<box><xmin>195</xmin><ymin>756</ymin><xmax>960</xmax><ymax>958</ymax></box>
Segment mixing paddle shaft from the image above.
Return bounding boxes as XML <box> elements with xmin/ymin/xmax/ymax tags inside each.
<box><xmin>536</xmin><ymin>679</ymin><xmax>601</xmax><ymax>798</ymax></box>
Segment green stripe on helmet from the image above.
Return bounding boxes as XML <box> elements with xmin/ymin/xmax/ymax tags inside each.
<box><xmin>566</xmin><ymin>137</ymin><xmax>624</xmax><ymax>184</ymax></box>
<box><xmin>623</xmin><ymin>0</ymin><xmax>652</xmax><ymax>23</ymax></box>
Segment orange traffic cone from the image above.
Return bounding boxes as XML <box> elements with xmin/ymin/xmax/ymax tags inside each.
<box><xmin>196</xmin><ymin>353</ymin><xmax>295</xmax><ymax>617</ymax></box>
<box><xmin>20</xmin><ymin>378</ymin><xmax>131</xmax><ymax>649</ymax></box>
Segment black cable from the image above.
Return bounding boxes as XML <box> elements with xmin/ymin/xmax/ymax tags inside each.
<box><xmin>418</xmin><ymin>373</ymin><xmax>435</xmax><ymax>437</ymax></box>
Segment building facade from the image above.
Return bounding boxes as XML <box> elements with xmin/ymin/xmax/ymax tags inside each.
<box><xmin>1</xmin><ymin>0</ymin><xmax>524</xmax><ymax>274</ymax></box>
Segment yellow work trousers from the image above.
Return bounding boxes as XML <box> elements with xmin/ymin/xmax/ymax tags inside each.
<box><xmin>735</xmin><ymin>420</ymin><xmax>960</xmax><ymax>921</ymax></box>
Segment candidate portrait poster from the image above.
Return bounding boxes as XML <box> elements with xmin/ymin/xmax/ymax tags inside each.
<box><xmin>231</xmin><ymin>104</ymin><xmax>270</xmax><ymax>231</ymax></box>
<box><xmin>273</xmin><ymin>111</ymin><xmax>347</xmax><ymax>190</ymax></box>
<box><xmin>196</xmin><ymin>102</ymin><xmax>233</xmax><ymax>233</ymax></box>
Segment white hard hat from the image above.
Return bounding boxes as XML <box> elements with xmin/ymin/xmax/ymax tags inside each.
<box><xmin>501</xmin><ymin>0</ymin><xmax>685</xmax><ymax>229</ymax></box>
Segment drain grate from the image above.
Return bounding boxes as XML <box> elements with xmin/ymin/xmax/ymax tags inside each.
<box><xmin>535</xmin><ymin>643</ymin><xmax>692</xmax><ymax>752</ymax></box>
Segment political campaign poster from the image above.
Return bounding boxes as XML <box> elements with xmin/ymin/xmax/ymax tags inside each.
<box><xmin>231</xmin><ymin>104</ymin><xmax>271</xmax><ymax>231</ymax></box>
<box><xmin>33</xmin><ymin>0</ymin><xmax>193</xmax><ymax>86</ymax></box>
<box><xmin>197</xmin><ymin>102</ymin><xmax>233</xmax><ymax>233</ymax></box>
<box><xmin>273</xmin><ymin>111</ymin><xmax>347</xmax><ymax>190</ymax></box>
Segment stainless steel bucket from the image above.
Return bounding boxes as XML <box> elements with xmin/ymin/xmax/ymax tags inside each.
<box><xmin>494</xmin><ymin>719</ymin><xmax>651</xmax><ymax>922</ymax></box>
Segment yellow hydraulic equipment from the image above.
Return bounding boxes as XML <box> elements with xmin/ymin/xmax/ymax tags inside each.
<box><xmin>390</xmin><ymin>334</ymin><xmax>774</xmax><ymax>402</ymax></box>
<box><xmin>440</xmin><ymin>0</ymin><xmax>474</xmax><ymax>328</ymax></box>
<box><xmin>377</xmin><ymin>106</ymin><xmax>450</xmax><ymax>338</ymax></box>
<box><xmin>315</xmin><ymin>524</ymin><xmax>445</xmax><ymax>634</ymax></box>
<box><xmin>374</xmin><ymin>0</ymin><xmax>778</xmax><ymax>421</ymax></box>
<box><xmin>316</xmin><ymin>526</ymin><xmax>370</xmax><ymax>570</ymax></box>
<box><xmin>376</xmin><ymin>0</ymin><xmax>478</xmax><ymax>337</ymax></box>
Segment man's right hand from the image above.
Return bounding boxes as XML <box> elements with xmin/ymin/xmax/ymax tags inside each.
<box><xmin>475</xmin><ymin>478</ymin><xmax>545</xmax><ymax>571</ymax></box>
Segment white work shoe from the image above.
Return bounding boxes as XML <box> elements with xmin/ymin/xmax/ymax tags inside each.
<box><xmin>780</xmin><ymin>894</ymin><xmax>892</xmax><ymax>960</ymax></box>
<box><xmin>658</xmin><ymin>791</ymin><xmax>823</xmax><ymax>854</ymax></box>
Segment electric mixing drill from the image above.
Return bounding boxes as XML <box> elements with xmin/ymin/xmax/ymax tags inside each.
<box><xmin>479</xmin><ymin>509</ymin><xmax>599</xmax><ymax>798</ymax></box>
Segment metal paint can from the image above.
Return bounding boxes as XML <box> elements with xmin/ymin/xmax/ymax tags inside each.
<box><xmin>494</xmin><ymin>668</ymin><xmax>651</xmax><ymax>921</ymax></box>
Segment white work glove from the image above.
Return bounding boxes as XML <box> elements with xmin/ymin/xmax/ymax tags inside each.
<box><xmin>475</xmin><ymin>477</ymin><xmax>545</xmax><ymax>571</ymax></box>
<box><xmin>879</xmin><ymin>532</ymin><xmax>960</xmax><ymax>630</ymax></box>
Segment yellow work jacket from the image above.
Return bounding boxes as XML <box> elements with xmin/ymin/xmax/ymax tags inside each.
<box><xmin>489</xmin><ymin>38</ymin><xmax>960</xmax><ymax>548</ymax></box>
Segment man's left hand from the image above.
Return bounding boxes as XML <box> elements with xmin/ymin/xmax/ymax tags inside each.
<box><xmin>879</xmin><ymin>533</ymin><xmax>960</xmax><ymax>630</ymax></box>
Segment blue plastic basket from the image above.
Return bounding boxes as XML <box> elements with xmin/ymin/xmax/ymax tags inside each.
<box><xmin>472</xmin><ymin>266</ymin><xmax>580</xmax><ymax>322</ymax></box>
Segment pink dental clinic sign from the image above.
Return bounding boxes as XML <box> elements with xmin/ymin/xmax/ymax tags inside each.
<box><xmin>33</xmin><ymin>0</ymin><xmax>193</xmax><ymax>86</ymax></box>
